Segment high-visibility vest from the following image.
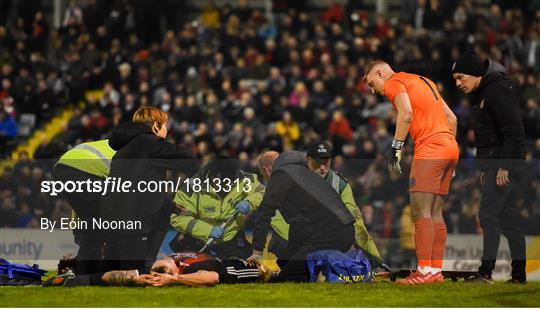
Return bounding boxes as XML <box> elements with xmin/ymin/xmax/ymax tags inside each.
<box><xmin>55</xmin><ymin>139</ymin><xmax>115</xmax><ymax>177</ymax></box>
<box><xmin>171</xmin><ymin>172</ymin><xmax>265</xmax><ymax>244</ymax></box>
<box><xmin>270</xmin><ymin>210</ymin><xmax>289</xmax><ymax>240</ymax></box>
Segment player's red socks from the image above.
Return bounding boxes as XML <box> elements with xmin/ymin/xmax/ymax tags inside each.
<box><xmin>431</xmin><ymin>221</ymin><xmax>447</xmax><ymax>270</ymax></box>
<box><xmin>415</xmin><ymin>218</ymin><xmax>434</xmax><ymax>269</ymax></box>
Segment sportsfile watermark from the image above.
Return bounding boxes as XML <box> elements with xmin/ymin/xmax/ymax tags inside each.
<box><xmin>2</xmin><ymin>157</ymin><xmax>538</xmax><ymax>264</ymax></box>
<box><xmin>40</xmin><ymin>176</ymin><xmax>253</xmax><ymax>196</ymax></box>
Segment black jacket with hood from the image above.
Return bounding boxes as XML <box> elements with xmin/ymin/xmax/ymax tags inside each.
<box><xmin>471</xmin><ymin>59</ymin><xmax>526</xmax><ymax>171</ymax></box>
<box><xmin>252</xmin><ymin>151</ymin><xmax>354</xmax><ymax>252</ymax></box>
<box><xmin>100</xmin><ymin>122</ymin><xmax>194</xmax><ymax>234</ymax></box>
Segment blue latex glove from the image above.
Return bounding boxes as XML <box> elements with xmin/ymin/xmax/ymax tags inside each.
<box><xmin>234</xmin><ymin>200</ymin><xmax>251</xmax><ymax>214</ymax></box>
<box><xmin>209</xmin><ymin>226</ymin><xmax>224</xmax><ymax>239</ymax></box>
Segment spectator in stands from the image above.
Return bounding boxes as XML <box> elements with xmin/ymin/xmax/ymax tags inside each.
<box><xmin>0</xmin><ymin>110</ymin><xmax>17</xmax><ymax>156</ymax></box>
<box><xmin>275</xmin><ymin>111</ymin><xmax>300</xmax><ymax>150</ymax></box>
<box><xmin>288</xmin><ymin>81</ymin><xmax>309</xmax><ymax>107</ymax></box>
<box><xmin>328</xmin><ymin>110</ymin><xmax>353</xmax><ymax>155</ymax></box>
<box><xmin>0</xmin><ymin>191</ymin><xmax>18</xmax><ymax>227</ymax></box>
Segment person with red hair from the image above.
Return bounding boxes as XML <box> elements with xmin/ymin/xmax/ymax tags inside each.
<box><xmin>100</xmin><ymin>107</ymin><xmax>194</xmax><ymax>275</ymax></box>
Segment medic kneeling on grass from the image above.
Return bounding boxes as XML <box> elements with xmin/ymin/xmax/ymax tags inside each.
<box><xmin>44</xmin><ymin>251</ymin><xmax>274</xmax><ymax>287</ymax></box>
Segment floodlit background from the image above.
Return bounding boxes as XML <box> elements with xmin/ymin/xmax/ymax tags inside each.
<box><xmin>0</xmin><ymin>0</ymin><xmax>539</xmax><ymax>279</ymax></box>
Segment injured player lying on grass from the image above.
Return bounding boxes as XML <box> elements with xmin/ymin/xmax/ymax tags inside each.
<box><xmin>44</xmin><ymin>252</ymin><xmax>275</xmax><ymax>287</ymax></box>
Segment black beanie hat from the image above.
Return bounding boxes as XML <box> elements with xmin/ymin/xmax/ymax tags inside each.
<box><xmin>451</xmin><ymin>53</ymin><xmax>486</xmax><ymax>77</ymax></box>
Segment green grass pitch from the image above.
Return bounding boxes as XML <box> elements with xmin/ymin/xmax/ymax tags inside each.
<box><xmin>1</xmin><ymin>282</ymin><xmax>539</xmax><ymax>307</ymax></box>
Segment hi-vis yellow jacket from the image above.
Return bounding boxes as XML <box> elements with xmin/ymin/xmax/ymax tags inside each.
<box><xmin>171</xmin><ymin>172</ymin><xmax>265</xmax><ymax>244</ymax></box>
<box><xmin>55</xmin><ymin>139</ymin><xmax>115</xmax><ymax>178</ymax></box>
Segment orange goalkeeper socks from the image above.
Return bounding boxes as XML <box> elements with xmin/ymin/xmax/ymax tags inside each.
<box><xmin>431</xmin><ymin>221</ymin><xmax>447</xmax><ymax>269</ymax></box>
<box><xmin>415</xmin><ymin>218</ymin><xmax>434</xmax><ymax>268</ymax></box>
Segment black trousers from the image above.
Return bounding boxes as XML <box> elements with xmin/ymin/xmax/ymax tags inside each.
<box><xmin>102</xmin><ymin>229</ymin><xmax>168</xmax><ymax>274</ymax></box>
<box><xmin>54</xmin><ymin>164</ymin><xmax>104</xmax><ymax>275</ymax></box>
<box><xmin>101</xmin><ymin>198</ymin><xmax>174</xmax><ymax>274</ymax></box>
<box><xmin>63</xmin><ymin>228</ymin><xmax>166</xmax><ymax>286</ymax></box>
<box><xmin>275</xmin><ymin>224</ymin><xmax>355</xmax><ymax>282</ymax></box>
<box><xmin>478</xmin><ymin>169</ymin><xmax>526</xmax><ymax>281</ymax></box>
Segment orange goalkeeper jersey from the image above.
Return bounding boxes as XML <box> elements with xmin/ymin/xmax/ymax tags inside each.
<box><xmin>384</xmin><ymin>72</ymin><xmax>455</xmax><ymax>157</ymax></box>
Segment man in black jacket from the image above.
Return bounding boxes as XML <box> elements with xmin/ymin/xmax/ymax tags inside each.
<box><xmin>452</xmin><ymin>53</ymin><xmax>527</xmax><ymax>283</ymax></box>
<box><xmin>249</xmin><ymin>151</ymin><xmax>355</xmax><ymax>282</ymax></box>
<box><xmin>100</xmin><ymin>107</ymin><xmax>194</xmax><ymax>274</ymax></box>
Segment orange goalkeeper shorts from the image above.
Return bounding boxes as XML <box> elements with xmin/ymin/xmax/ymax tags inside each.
<box><xmin>410</xmin><ymin>138</ymin><xmax>459</xmax><ymax>196</ymax></box>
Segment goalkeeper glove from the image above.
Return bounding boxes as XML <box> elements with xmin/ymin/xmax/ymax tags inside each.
<box><xmin>388</xmin><ymin>139</ymin><xmax>404</xmax><ymax>176</ymax></box>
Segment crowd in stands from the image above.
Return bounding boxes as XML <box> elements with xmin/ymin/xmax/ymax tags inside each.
<box><xmin>1</xmin><ymin>0</ymin><xmax>539</xmax><ymax>249</ymax></box>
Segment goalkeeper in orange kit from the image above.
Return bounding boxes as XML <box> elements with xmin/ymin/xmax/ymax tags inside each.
<box><xmin>364</xmin><ymin>60</ymin><xmax>459</xmax><ymax>285</ymax></box>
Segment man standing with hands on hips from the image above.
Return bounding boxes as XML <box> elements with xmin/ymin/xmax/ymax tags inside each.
<box><xmin>452</xmin><ymin>53</ymin><xmax>527</xmax><ymax>284</ymax></box>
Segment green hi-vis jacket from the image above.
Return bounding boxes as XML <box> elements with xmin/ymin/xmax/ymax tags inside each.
<box><xmin>270</xmin><ymin>169</ymin><xmax>381</xmax><ymax>261</ymax></box>
<box><xmin>171</xmin><ymin>172</ymin><xmax>265</xmax><ymax>244</ymax></box>
<box><xmin>55</xmin><ymin>139</ymin><xmax>115</xmax><ymax>178</ymax></box>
